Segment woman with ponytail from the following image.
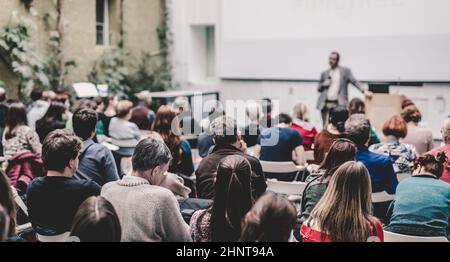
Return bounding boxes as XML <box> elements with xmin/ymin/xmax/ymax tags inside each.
<box><xmin>386</xmin><ymin>152</ymin><xmax>450</xmax><ymax>239</ymax></box>
<box><xmin>189</xmin><ymin>155</ymin><xmax>254</xmax><ymax>242</ymax></box>
<box><xmin>313</xmin><ymin>106</ymin><xmax>349</xmax><ymax>164</ymax></box>
<box><xmin>240</xmin><ymin>192</ymin><xmax>296</xmax><ymax>242</ymax></box>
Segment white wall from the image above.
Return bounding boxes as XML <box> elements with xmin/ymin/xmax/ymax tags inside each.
<box><xmin>169</xmin><ymin>0</ymin><xmax>449</xmax><ymax>139</ymax></box>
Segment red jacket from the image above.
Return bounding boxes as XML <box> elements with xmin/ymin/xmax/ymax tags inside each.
<box><xmin>6</xmin><ymin>152</ymin><xmax>45</xmax><ymax>188</ymax></box>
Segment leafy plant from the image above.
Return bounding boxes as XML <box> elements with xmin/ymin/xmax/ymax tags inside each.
<box><xmin>0</xmin><ymin>12</ymin><xmax>50</xmax><ymax>100</ymax></box>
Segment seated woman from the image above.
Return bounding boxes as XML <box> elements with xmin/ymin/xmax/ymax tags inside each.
<box><xmin>35</xmin><ymin>102</ymin><xmax>67</xmax><ymax>143</ymax></box>
<box><xmin>300</xmin><ymin>161</ymin><xmax>384</xmax><ymax>242</ymax></box>
<box><xmin>313</xmin><ymin>106</ymin><xmax>348</xmax><ymax>165</ymax></box>
<box><xmin>348</xmin><ymin>98</ymin><xmax>380</xmax><ymax>146</ymax></box>
<box><xmin>108</xmin><ymin>100</ymin><xmax>141</xmax><ymax>142</ymax></box>
<box><xmin>370</xmin><ymin>116</ymin><xmax>417</xmax><ymax>175</ymax></box>
<box><xmin>299</xmin><ymin>139</ymin><xmax>356</xmax><ymax>223</ymax></box>
<box><xmin>400</xmin><ymin>105</ymin><xmax>434</xmax><ymax>155</ymax></box>
<box><xmin>189</xmin><ymin>155</ymin><xmax>254</xmax><ymax>242</ymax></box>
<box><xmin>240</xmin><ymin>192</ymin><xmax>297</xmax><ymax>242</ymax></box>
<box><xmin>152</xmin><ymin>106</ymin><xmax>194</xmax><ymax>178</ymax></box>
<box><xmin>290</xmin><ymin>102</ymin><xmax>318</xmax><ymax>151</ymax></box>
<box><xmin>70</xmin><ymin>196</ymin><xmax>121</xmax><ymax>242</ymax></box>
<box><xmin>0</xmin><ymin>170</ymin><xmax>25</xmax><ymax>242</ymax></box>
<box><xmin>385</xmin><ymin>153</ymin><xmax>450</xmax><ymax>239</ymax></box>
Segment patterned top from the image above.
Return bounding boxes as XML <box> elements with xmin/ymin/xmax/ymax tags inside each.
<box><xmin>2</xmin><ymin>125</ymin><xmax>42</xmax><ymax>160</ymax></box>
<box><xmin>189</xmin><ymin>209</ymin><xmax>211</xmax><ymax>242</ymax></box>
<box><xmin>369</xmin><ymin>136</ymin><xmax>417</xmax><ymax>175</ymax></box>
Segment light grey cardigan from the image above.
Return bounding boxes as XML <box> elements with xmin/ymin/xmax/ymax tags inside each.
<box><xmin>101</xmin><ymin>175</ymin><xmax>192</xmax><ymax>242</ymax></box>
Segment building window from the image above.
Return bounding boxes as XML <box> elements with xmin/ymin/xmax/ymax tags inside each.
<box><xmin>96</xmin><ymin>0</ymin><xmax>109</xmax><ymax>45</ymax></box>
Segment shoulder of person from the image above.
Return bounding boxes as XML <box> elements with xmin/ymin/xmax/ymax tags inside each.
<box><xmin>77</xmin><ymin>178</ymin><xmax>101</xmax><ymax>192</ymax></box>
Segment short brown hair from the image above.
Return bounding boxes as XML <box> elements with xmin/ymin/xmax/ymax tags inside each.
<box><xmin>42</xmin><ymin>129</ymin><xmax>82</xmax><ymax>172</ymax></box>
<box><xmin>382</xmin><ymin>115</ymin><xmax>408</xmax><ymax>138</ymax></box>
<box><xmin>116</xmin><ymin>100</ymin><xmax>133</xmax><ymax>118</ymax></box>
<box><xmin>401</xmin><ymin>105</ymin><xmax>422</xmax><ymax>123</ymax></box>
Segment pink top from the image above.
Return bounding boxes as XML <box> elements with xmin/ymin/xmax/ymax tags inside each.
<box><xmin>427</xmin><ymin>144</ymin><xmax>450</xmax><ymax>184</ymax></box>
<box><xmin>300</xmin><ymin>219</ymin><xmax>384</xmax><ymax>242</ymax></box>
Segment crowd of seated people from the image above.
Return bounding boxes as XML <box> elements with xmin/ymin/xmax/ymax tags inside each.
<box><xmin>0</xmin><ymin>86</ymin><xmax>449</xmax><ymax>243</ymax></box>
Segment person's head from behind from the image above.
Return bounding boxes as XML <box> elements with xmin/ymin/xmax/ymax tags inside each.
<box><xmin>70</xmin><ymin>196</ymin><xmax>121</xmax><ymax>242</ymax></box>
<box><xmin>246</xmin><ymin>101</ymin><xmax>262</xmax><ymax>124</ymax></box>
<box><xmin>42</xmin><ymin>90</ymin><xmax>56</xmax><ymax>103</ymax></box>
<box><xmin>441</xmin><ymin>118</ymin><xmax>450</xmax><ymax>144</ymax></box>
<box><xmin>30</xmin><ymin>88</ymin><xmax>44</xmax><ymax>102</ymax></box>
<box><xmin>5</xmin><ymin>102</ymin><xmax>27</xmax><ymax>136</ymax></box>
<box><xmin>0</xmin><ymin>204</ymin><xmax>9</xmax><ymax>242</ymax></box>
<box><xmin>309</xmin><ymin>161</ymin><xmax>376</xmax><ymax>242</ymax></box>
<box><xmin>210</xmin><ymin>116</ymin><xmax>240</xmax><ymax>147</ymax></box>
<box><xmin>152</xmin><ymin>105</ymin><xmax>182</xmax><ymax>164</ymax></box>
<box><xmin>329</xmin><ymin>106</ymin><xmax>349</xmax><ymax>133</ymax></box>
<box><xmin>348</xmin><ymin>98</ymin><xmax>366</xmax><ymax>115</ymax></box>
<box><xmin>329</xmin><ymin>51</ymin><xmax>340</xmax><ymax>69</ymax></box>
<box><xmin>136</xmin><ymin>90</ymin><xmax>153</xmax><ymax>107</ymax></box>
<box><xmin>211</xmin><ymin>155</ymin><xmax>254</xmax><ymax>242</ymax></box>
<box><xmin>292</xmin><ymin>102</ymin><xmax>310</xmax><ymax>122</ymax></box>
<box><xmin>319</xmin><ymin>138</ymin><xmax>357</xmax><ymax>179</ymax></box>
<box><xmin>76</xmin><ymin>99</ymin><xmax>97</xmax><ymax>111</ymax></box>
<box><xmin>240</xmin><ymin>192</ymin><xmax>296</xmax><ymax>242</ymax></box>
<box><xmin>115</xmin><ymin>100</ymin><xmax>133</xmax><ymax>120</ymax></box>
<box><xmin>73</xmin><ymin>108</ymin><xmax>98</xmax><ymax>141</ymax></box>
<box><xmin>273</xmin><ymin>113</ymin><xmax>292</xmax><ymax>127</ymax></box>
<box><xmin>0</xmin><ymin>171</ymin><xmax>15</xmax><ymax>238</ymax></box>
<box><xmin>401</xmin><ymin>99</ymin><xmax>414</xmax><ymax>110</ymax></box>
<box><xmin>261</xmin><ymin>98</ymin><xmax>272</xmax><ymax>115</ymax></box>
<box><xmin>42</xmin><ymin>129</ymin><xmax>82</xmax><ymax>175</ymax></box>
<box><xmin>131</xmin><ymin>138</ymin><xmax>172</xmax><ymax>186</ymax></box>
<box><xmin>345</xmin><ymin>114</ymin><xmax>371</xmax><ymax>148</ymax></box>
<box><xmin>401</xmin><ymin>105</ymin><xmax>422</xmax><ymax>124</ymax></box>
<box><xmin>43</xmin><ymin>102</ymin><xmax>66</xmax><ymax>121</ymax></box>
<box><xmin>94</xmin><ymin>96</ymin><xmax>106</xmax><ymax>112</ymax></box>
<box><xmin>414</xmin><ymin>153</ymin><xmax>448</xmax><ymax>179</ymax></box>
<box><xmin>172</xmin><ymin>96</ymin><xmax>190</xmax><ymax>115</ymax></box>
<box><xmin>382</xmin><ymin>115</ymin><xmax>407</xmax><ymax>139</ymax></box>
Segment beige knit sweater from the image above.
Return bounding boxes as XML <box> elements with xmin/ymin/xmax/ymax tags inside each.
<box><xmin>101</xmin><ymin>175</ymin><xmax>192</xmax><ymax>242</ymax></box>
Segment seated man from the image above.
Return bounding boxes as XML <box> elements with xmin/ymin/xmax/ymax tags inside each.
<box><xmin>345</xmin><ymin>114</ymin><xmax>398</xmax><ymax>194</ymax></box>
<box><xmin>196</xmin><ymin>116</ymin><xmax>267</xmax><ymax>199</ymax></box>
<box><xmin>73</xmin><ymin>108</ymin><xmax>119</xmax><ymax>187</ymax></box>
<box><xmin>27</xmin><ymin>130</ymin><xmax>101</xmax><ymax>236</ymax></box>
<box><xmin>101</xmin><ymin>138</ymin><xmax>191</xmax><ymax>242</ymax></box>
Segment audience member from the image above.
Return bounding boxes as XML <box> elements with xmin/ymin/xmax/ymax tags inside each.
<box><xmin>345</xmin><ymin>114</ymin><xmax>398</xmax><ymax>195</ymax></box>
<box><xmin>426</xmin><ymin>118</ymin><xmax>450</xmax><ymax>183</ymax></box>
<box><xmin>72</xmin><ymin>108</ymin><xmax>119</xmax><ymax>187</ymax></box>
<box><xmin>400</xmin><ymin>105</ymin><xmax>434</xmax><ymax>155</ymax></box>
<box><xmin>301</xmin><ymin>161</ymin><xmax>384</xmax><ymax>242</ymax></box>
<box><xmin>0</xmin><ymin>171</ymin><xmax>16</xmax><ymax>240</ymax></box>
<box><xmin>0</xmin><ymin>87</ymin><xmax>8</xmax><ymax>156</ymax></box>
<box><xmin>35</xmin><ymin>102</ymin><xmax>67</xmax><ymax>142</ymax></box>
<box><xmin>0</xmin><ymin>204</ymin><xmax>9</xmax><ymax>242</ymax></box>
<box><xmin>348</xmin><ymin>98</ymin><xmax>380</xmax><ymax>145</ymax></box>
<box><xmin>190</xmin><ymin>155</ymin><xmax>254</xmax><ymax>242</ymax></box>
<box><xmin>299</xmin><ymin>139</ymin><xmax>356</xmax><ymax>223</ymax></box>
<box><xmin>240</xmin><ymin>192</ymin><xmax>296</xmax><ymax>242</ymax></box>
<box><xmin>260</xmin><ymin>98</ymin><xmax>273</xmax><ymax>128</ymax></box>
<box><xmin>70</xmin><ymin>196</ymin><xmax>121</xmax><ymax>242</ymax></box>
<box><xmin>172</xmin><ymin>96</ymin><xmax>200</xmax><ymax>135</ymax></box>
<box><xmin>370</xmin><ymin>116</ymin><xmax>417</xmax><ymax>175</ymax></box>
<box><xmin>93</xmin><ymin>96</ymin><xmax>108</xmax><ymax>136</ymax></box>
<box><xmin>130</xmin><ymin>90</ymin><xmax>155</xmax><ymax>131</ymax></box>
<box><xmin>386</xmin><ymin>153</ymin><xmax>450</xmax><ymax>239</ymax></box>
<box><xmin>152</xmin><ymin>105</ymin><xmax>194</xmax><ymax>177</ymax></box>
<box><xmin>101</xmin><ymin>138</ymin><xmax>191</xmax><ymax>242</ymax></box>
<box><xmin>27</xmin><ymin>130</ymin><xmax>100</xmax><ymax>236</ymax></box>
<box><xmin>313</xmin><ymin>106</ymin><xmax>348</xmax><ymax>164</ymax></box>
<box><xmin>195</xmin><ymin>116</ymin><xmax>267</xmax><ymax>199</ymax></box>
<box><xmin>242</xmin><ymin>101</ymin><xmax>262</xmax><ymax>147</ymax></box>
<box><xmin>290</xmin><ymin>102</ymin><xmax>318</xmax><ymax>151</ymax></box>
<box><xmin>27</xmin><ymin>88</ymin><xmax>50</xmax><ymax>130</ymax></box>
<box><xmin>109</xmin><ymin>100</ymin><xmax>141</xmax><ymax>141</ymax></box>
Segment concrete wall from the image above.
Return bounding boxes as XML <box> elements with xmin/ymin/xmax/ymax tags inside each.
<box><xmin>0</xmin><ymin>0</ymin><xmax>163</xmax><ymax>97</ymax></box>
<box><xmin>169</xmin><ymin>0</ymin><xmax>450</xmax><ymax>140</ymax></box>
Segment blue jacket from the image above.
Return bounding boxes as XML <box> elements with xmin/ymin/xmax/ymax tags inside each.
<box><xmin>356</xmin><ymin>147</ymin><xmax>398</xmax><ymax>194</ymax></box>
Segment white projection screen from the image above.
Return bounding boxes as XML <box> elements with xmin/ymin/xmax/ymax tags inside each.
<box><xmin>220</xmin><ymin>0</ymin><xmax>450</xmax><ymax>82</ymax></box>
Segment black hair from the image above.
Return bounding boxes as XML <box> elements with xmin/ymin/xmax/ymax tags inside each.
<box><xmin>73</xmin><ymin>108</ymin><xmax>98</xmax><ymax>140</ymax></box>
<box><xmin>329</xmin><ymin>106</ymin><xmax>349</xmax><ymax>133</ymax></box>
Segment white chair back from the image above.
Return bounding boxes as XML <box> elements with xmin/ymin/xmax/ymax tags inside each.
<box><xmin>260</xmin><ymin>161</ymin><xmax>304</xmax><ymax>174</ymax></box>
<box><xmin>397</xmin><ymin>173</ymin><xmax>411</xmax><ymax>182</ymax></box>
<box><xmin>384</xmin><ymin>231</ymin><xmax>449</xmax><ymax>242</ymax></box>
<box><xmin>372</xmin><ymin>191</ymin><xmax>395</xmax><ymax>203</ymax></box>
<box><xmin>266</xmin><ymin>179</ymin><xmax>307</xmax><ymax>196</ymax></box>
<box><xmin>109</xmin><ymin>138</ymin><xmax>139</xmax><ymax>148</ymax></box>
<box><xmin>36</xmin><ymin>232</ymin><xmax>71</xmax><ymax>242</ymax></box>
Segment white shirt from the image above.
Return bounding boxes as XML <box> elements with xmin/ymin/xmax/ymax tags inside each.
<box><xmin>327</xmin><ymin>68</ymin><xmax>341</xmax><ymax>100</ymax></box>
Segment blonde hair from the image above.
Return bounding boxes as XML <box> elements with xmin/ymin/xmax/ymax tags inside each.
<box><xmin>308</xmin><ymin>161</ymin><xmax>378</xmax><ymax>242</ymax></box>
<box><xmin>292</xmin><ymin>102</ymin><xmax>310</xmax><ymax>122</ymax></box>
<box><xmin>116</xmin><ymin>100</ymin><xmax>133</xmax><ymax>118</ymax></box>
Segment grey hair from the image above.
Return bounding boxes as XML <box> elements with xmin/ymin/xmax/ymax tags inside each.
<box><xmin>132</xmin><ymin>138</ymin><xmax>173</xmax><ymax>173</ymax></box>
<box><xmin>246</xmin><ymin>101</ymin><xmax>262</xmax><ymax>123</ymax></box>
<box><xmin>345</xmin><ymin>114</ymin><xmax>371</xmax><ymax>147</ymax></box>
<box><xmin>210</xmin><ymin>115</ymin><xmax>238</xmax><ymax>146</ymax></box>
<box><xmin>172</xmin><ymin>96</ymin><xmax>191</xmax><ymax>112</ymax></box>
